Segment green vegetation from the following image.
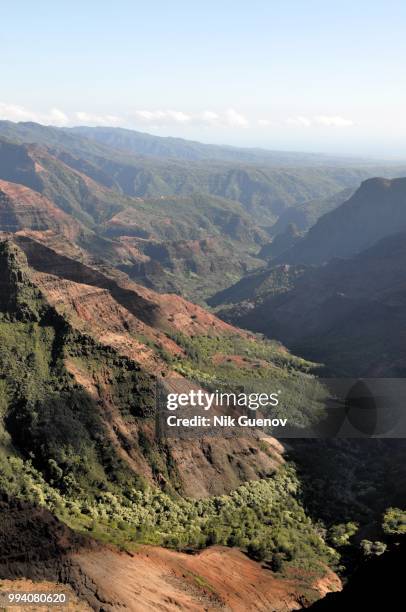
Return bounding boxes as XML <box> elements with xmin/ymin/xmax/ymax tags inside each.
<box><xmin>107</xmin><ymin>193</ymin><xmax>265</xmax><ymax>302</ymax></box>
<box><xmin>166</xmin><ymin>331</ymin><xmax>327</xmax><ymax>429</ymax></box>
<box><xmin>168</xmin><ymin>331</ymin><xmax>315</xmax><ymax>374</ymax></box>
<box><xmin>0</xmin><ymin>239</ymin><xmax>403</xmax><ymax>586</ymax></box>
<box><xmin>0</xmin><ymin>452</ymin><xmax>337</xmax><ymax>575</ymax></box>
<box><xmin>0</xmin><ymin>306</ymin><xmax>335</xmax><ymax>577</ymax></box>
<box><xmin>288</xmin><ymin>438</ymin><xmax>406</xmax><ymax>574</ymax></box>
<box><xmin>3</xmin><ymin>121</ymin><xmax>400</xmax><ymax>228</ymax></box>
<box><xmin>382</xmin><ymin>507</ymin><xmax>406</xmax><ymax>536</ymax></box>
<box><xmin>209</xmin><ymin>263</ymin><xmax>307</xmax><ymax>322</ymax></box>
<box><xmin>0</xmin><ymin>241</ymin><xmax>155</xmax><ymax>495</ymax></box>
<box><xmin>360</xmin><ymin>540</ymin><xmax>387</xmax><ymax>557</ymax></box>
<box><xmin>0</xmin><ymin>239</ymin><xmax>338</xmax><ymax>578</ymax></box>
<box><xmin>0</xmin><ymin>303</ymin><xmax>333</xmax><ymax>575</ymax></box>
<box><xmin>327</xmin><ymin>522</ymin><xmax>358</xmax><ymax>548</ymax></box>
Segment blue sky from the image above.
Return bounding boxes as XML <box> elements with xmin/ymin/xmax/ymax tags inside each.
<box><xmin>2</xmin><ymin>0</ymin><xmax>406</xmax><ymax>156</ymax></box>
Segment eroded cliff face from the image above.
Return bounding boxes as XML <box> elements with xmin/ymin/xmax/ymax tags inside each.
<box><xmin>0</xmin><ymin>140</ymin><xmax>127</xmax><ymax>228</ymax></box>
<box><xmin>13</xmin><ymin>234</ymin><xmax>243</xmax><ymax>338</ymax></box>
<box><xmin>0</xmin><ymin>180</ymin><xmax>82</xmax><ymax>240</ymax></box>
<box><xmin>0</xmin><ymin>236</ymin><xmax>282</xmax><ymax>498</ymax></box>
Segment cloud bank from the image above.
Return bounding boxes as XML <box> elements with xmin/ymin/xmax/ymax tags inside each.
<box><xmin>0</xmin><ymin>103</ymin><xmax>69</xmax><ymax>126</ymax></box>
<box><xmin>133</xmin><ymin>108</ymin><xmax>249</xmax><ymax>128</ymax></box>
<box><xmin>0</xmin><ymin>102</ymin><xmax>354</xmax><ymax>133</ymax></box>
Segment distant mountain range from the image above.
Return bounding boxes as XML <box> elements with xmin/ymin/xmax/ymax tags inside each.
<box><xmin>67</xmin><ymin>125</ymin><xmax>380</xmax><ymax>165</ymax></box>
<box><xmin>2</xmin><ymin>121</ymin><xmax>406</xmax><ymax>228</ymax></box>
<box><xmin>1</xmin><ymin>121</ymin><xmax>406</xmax><ymax>303</ymax></box>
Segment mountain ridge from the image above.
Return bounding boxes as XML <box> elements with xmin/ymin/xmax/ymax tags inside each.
<box><xmin>67</xmin><ymin>124</ymin><xmax>378</xmax><ymax>166</ymax></box>
<box><xmin>280</xmin><ymin>177</ymin><xmax>406</xmax><ymax>264</ymax></box>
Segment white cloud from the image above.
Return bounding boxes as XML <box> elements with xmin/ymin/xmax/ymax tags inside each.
<box><xmin>0</xmin><ymin>102</ymin><xmax>252</xmax><ymax>131</ymax></box>
<box><xmin>134</xmin><ymin>109</ymin><xmax>192</xmax><ymax>124</ymax></box>
<box><xmin>134</xmin><ymin>110</ymin><xmax>165</xmax><ymax>121</ymax></box>
<box><xmin>0</xmin><ymin>102</ymin><xmax>39</xmax><ymax>122</ymax></box>
<box><xmin>166</xmin><ymin>110</ymin><xmax>191</xmax><ymax>123</ymax></box>
<box><xmin>0</xmin><ymin>102</ymin><xmax>69</xmax><ymax>126</ymax></box>
<box><xmin>0</xmin><ymin>103</ymin><xmax>123</xmax><ymax>128</ymax></box>
<box><xmin>224</xmin><ymin>108</ymin><xmax>249</xmax><ymax>127</ymax></box>
<box><xmin>1</xmin><ymin>102</ymin><xmax>354</xmax><ymax>135</ymax></box>
<box><xmin>133</xmin><ymin>108</ymin><xmax>249</xmax><ymax>128</ymax></box>
<box><xmin>200</xmin><ymin>110</ymin><xmax>220</xmax><ymax>123</ymax></box>
<box><xmin>0</xmin><ymin>103</ymin><xmax>67</xmax><ymax>125</ymax></box>
<box><xmin>286</xmin><ymin>115</ymin><xmax>313</xmax><ymax>127</ymax></box>
<box><xmin>48</xmin><ymin>108</ymin><xmax>69</xmax><ymax>126</ymax></box>
<box><xmin>315</xmin><ymin>115</ymin><xmax>354</xmax><ymax>127</ymax></box>
<box><xmin>286</xmin><ymin>114</ymin><xmax>354</xmax><ymax>128</ymax></box>
<box><xmin>258</xmin><ymin>118</ymin><xmax>274</xmax><ymax>127</ymax></box>
<box><xmin>74</xmin><ymin>111</ymin><xmax>122</xmax><ymax>126</ymax></box>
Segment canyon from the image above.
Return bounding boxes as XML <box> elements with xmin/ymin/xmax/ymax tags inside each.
<box><xmin>0</xmin><ymin>120</ymin><xmax>405</xmax><ymax>611</ymax></box>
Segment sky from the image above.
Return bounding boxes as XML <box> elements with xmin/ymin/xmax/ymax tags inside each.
<box><xmin>2</xmin><ymin>0</ymin><xmax>406</xmax><ymax>157</ymax></box>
